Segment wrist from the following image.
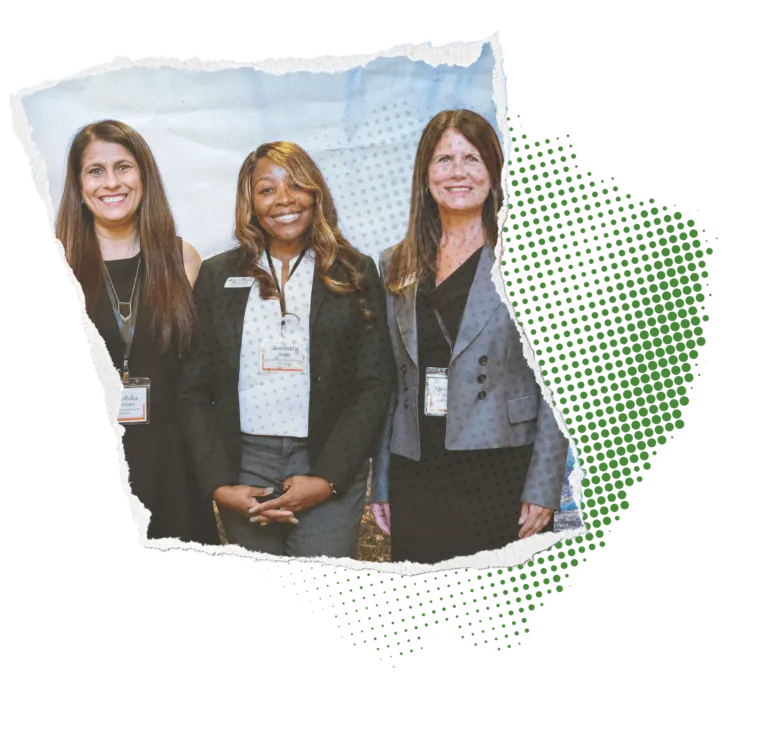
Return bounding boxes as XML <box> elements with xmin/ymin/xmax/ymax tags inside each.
<box><xmin>212</xmin><ymin>485</ymin><xmax>231</xmax><ymax>503</ymax></box>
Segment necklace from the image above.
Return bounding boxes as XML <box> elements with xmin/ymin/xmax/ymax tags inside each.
<box><xmin>104</xmin><ymin>256</ymin><xmax>141</xmax><ymax>323</ymax></box>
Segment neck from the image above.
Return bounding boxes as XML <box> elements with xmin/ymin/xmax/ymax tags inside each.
<box><xmin>438</xmin><ymin>210</ymin><xmax>486</xmax><ymax>251</ymax></box>
<box><xmin>268</xmin><ymin>239</ymin><xmax>305</xmax><ymax>263</ymax></box>
<box><xmin>96</xmin><ymin>221</ymin><xmax>140</xmax><ymax>260</ymax></box>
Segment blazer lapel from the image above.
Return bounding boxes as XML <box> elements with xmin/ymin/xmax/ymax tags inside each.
<box><xmin>451</xmin><ymin>245</ymin><xmax>502</xmax><ymax>363</ymax></box>
<box><xmin>222</xmin><ymin>250</ymin><xmax>256</xmax><ymax>374</ymax></box>
<box><xmin>395</xmin><ymin>285</ymin><xmax>418</xmax><ymax>366</ymax></box>
<box><xmin>309</xmin><ymin>261</ymin><xmax>329</xmax><ymax>336</ymax></box>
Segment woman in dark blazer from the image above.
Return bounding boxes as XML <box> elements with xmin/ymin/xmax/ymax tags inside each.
<box><xmin>178</xmin><ymin>142</ymin><xmax>394</xmax><ymax>558</ymax></box>
<box><xmin>371</xmin><ymin>110</ymin><xmax>568</xmax><ymax>563</ymax></box>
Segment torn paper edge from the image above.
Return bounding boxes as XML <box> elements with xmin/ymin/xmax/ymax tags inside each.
<box><xmin>491</xmin><ymin>34</ymin><xmax>589</xmax><ymax>539</ymax></box>
<box><xmin>10</xmin><ymin>34</ymin><xmax>583</xmax><ymax>576</ymax></box>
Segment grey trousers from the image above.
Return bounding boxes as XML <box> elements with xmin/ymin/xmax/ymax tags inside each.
<box><xmin>218</xmin><ymin>434</ymin><xmax>368</xmax><ymax>558</ymax></box>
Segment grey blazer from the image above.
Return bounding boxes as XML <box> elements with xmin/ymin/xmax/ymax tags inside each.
<box><xmin>371</xmin><ymin>243</ymin><xmax>568</xmax><ymax>509</ymax></box>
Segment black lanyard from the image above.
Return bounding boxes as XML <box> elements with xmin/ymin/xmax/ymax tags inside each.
<box><xmin>265</xmin><ymin>246</ymin><xmax>308</xmax><ymax>328</ymax></box>
<box><xmin>103</xmin><ymin>261</ymin><xmax>142</xmax><ymax>383</ymax></box>
<box><xmin>433</xmin><ymin>307</ymin><xmax>455</xmax><ymax>357</ymax></box>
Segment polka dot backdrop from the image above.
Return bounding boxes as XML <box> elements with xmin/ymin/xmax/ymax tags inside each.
<box><xmin>284</xmin><ymin>117</ymin><xmax>711</xmax><ymax>660</ymax></box>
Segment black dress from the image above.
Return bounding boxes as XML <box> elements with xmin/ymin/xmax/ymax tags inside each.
<box><xmin>94</xmin><ymin>250</ymin><xmax>217</xmax><ymax>542</ymax></box>
<box><xmin>389</xmin><ymin>248</ymin><xmax>534</xmax><ymax>563</ymax></box>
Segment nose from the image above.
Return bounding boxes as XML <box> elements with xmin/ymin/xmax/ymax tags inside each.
<box><xmin>449</xmin><ymin>158</ymin><xmax>467</xmax><ymax>178</ymax></box>
<box><xmin>275</xmin><ymin>183</ymin><xmax>296</xmax><ymax>206</ymax></box>
<box><xmin>104</xmin><ymin>167</ymin><xmax>120</xmax><ymax>189</ymax></box>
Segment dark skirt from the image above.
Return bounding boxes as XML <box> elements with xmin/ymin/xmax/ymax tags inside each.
<box><xmin>389</xmin><ymin>444</ymin><xmax>534</xmax><ymax>564</ymax></box>
<box><xmin>123</xmin><ymin>411</ymin><xmax>218</xmax><ymax>544</ymax></box>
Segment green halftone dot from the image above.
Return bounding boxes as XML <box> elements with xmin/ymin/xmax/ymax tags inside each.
<box><xmin>295</xmin><ymin>123</ymin><xmax>712</xmax><ymax>659</ymax></box>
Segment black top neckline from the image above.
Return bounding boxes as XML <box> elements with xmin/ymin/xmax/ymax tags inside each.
<box><xmin>104</xmin><ymin>252</ymin><xmax>141</xmax><ymax>266</ymax></box>
<box><xmin>422</xmin><ymin>245</ymin><xmax>483</xmax><ymax>299</ymax></box>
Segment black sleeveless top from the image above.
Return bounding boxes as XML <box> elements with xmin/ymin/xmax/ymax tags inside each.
<box><xmin>91</xmin><ymin>244</ymin><xmax>190</xmax><ymax>539</ymax></box>
<box><xmin>95</xmin><ymin>252</ymin><xmax>180</xmax><ymax>425</ymax></box>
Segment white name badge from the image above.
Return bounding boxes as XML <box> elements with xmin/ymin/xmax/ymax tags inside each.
<box><xmin>259</xmin><ymin>339</ymin><xmax>308</xmax><ymax>373</ymax></box>
<box><xmin>424</xmin><ymin>367</ymin><xmax>448</xmax><ymax>417</ymax></box>
<box><xmin>225</xmin><ymin>276</ymin><xmax>255</xmax><ymax>288</ymax></box>
<box><xmin>118</xmin><ymin>377</ymin><xmax>151</xmax><ymax>424</ymax></box>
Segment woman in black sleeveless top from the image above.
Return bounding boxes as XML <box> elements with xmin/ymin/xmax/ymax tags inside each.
<box><xmin>56</xmin><ymin>119</ymin><xmax>217</xmax><ymax>542</ymax></box>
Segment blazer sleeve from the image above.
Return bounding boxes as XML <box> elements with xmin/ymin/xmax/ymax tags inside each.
<box><xmin>369</xmin><ymin>249</ymin><xmax>396</xmax><ymax>503</ymax></box>
<box><xmin>311</xmin><ymin>256</ymin><xmax>395</xmax><ymax>494</ymax></box>
<box><xmin>370</xmin><ymin>390</ymin><xmax>395</xmax><ymax>503</ymax></box>
<box><xmin>520</xmin><ymin>387</ymin><xmax>568</xmax><ymax>510</ymax></box>
<box><xmin>177</xmin><ymin>260</ymin><xmax>239</xmax><ymax>498</ymax></box>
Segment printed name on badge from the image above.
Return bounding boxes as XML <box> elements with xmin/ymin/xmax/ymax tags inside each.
<box><xmin>224</xmin><ymin>277</ymin><xmax>255</xmax><ymax>288</ymax></box>
<box><xmin>118</xmin><ymin>377</ymin><xmax>151</xmax><ymax>424</ymax></box>
<box><xmin>259</xmin><ymin>339</ymin><xmax>308</xmax><ymax>373</ymax></box>
<box><xmin>424</xmin><ymin>367</ymin><xmax>448</xmax><ymax>416</ymax></box>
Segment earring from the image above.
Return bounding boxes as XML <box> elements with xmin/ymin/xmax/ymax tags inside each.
<box><xmin>425</xmin><ymin>186</ymin><xmax>431</xmax><ymax>197</ymax></box>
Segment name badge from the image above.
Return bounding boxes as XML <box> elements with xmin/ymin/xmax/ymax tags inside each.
<box><xmin>118</xmin><ymin>377</ymin><xmax>151</xmax><ymax>424</ymax></box>
<box><xmin>259</xmin><ymin>339</ymin><xmax>308</xmax><ymax>373</ymax></box>
<box><xmin>424</xmin><ymin>367</ymin><xmax>448</xmax><ymax>417</ymax></box>
<box><xmin>225</xmin><ymin>276</ymin><xmax>255</xmax><ymax>288</ymax></box>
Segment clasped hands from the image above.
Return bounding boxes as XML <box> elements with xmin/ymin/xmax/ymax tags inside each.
<box><xmin>212</xmin><ymin>475</ymin><xmax>334</xmax><ymax>527</ymax></box>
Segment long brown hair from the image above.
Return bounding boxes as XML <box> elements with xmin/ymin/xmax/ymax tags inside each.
<box><xmin>234</xmin><ymin>141</ymin><xmax>372</xmax><ymax>322</ymax></box>
<box><xmin>55</xmin><ymin>119</ymin><xmax>196</xmax><ymax>353</ymax></box>
<box><xmin>385</xmin><ymin>109</ymin><xmax>504</xmax><ymax>294</ymax></box>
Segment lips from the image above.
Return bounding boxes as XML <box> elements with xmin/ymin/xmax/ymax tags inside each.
<box><xmin>100</xmin><ymin>194</ymin><xmax>128</xmax><ymax>205</ymax></box>
<box><xmin>272</xmin><ymin>212</ymin><xmax>303</xmax><ymax>223</ymax></box>
<box><xmin>445</xmin><ymin>186</ymin><xmax>473</xmax><ymax>193</ymax></box>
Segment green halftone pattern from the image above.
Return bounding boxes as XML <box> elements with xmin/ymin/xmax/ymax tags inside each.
<box><xmin>290</xmin><ymin>124</ymin><xmax>711</xmax><ymax>659</ymax></box>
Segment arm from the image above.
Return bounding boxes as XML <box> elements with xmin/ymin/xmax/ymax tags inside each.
<box><xmin>370</xmin><ymin>248</ymin><xmax>396</xmax><ymax>505</ymax></box>
<box><xmin>311</xmin><ymin>256</ymin><xmax>395</xmax><ymax>494</ymax></box>
<box><xmin>370</xmin><ymin>391</ymin><xmax>395</xmax><ymax>504</ymax></box>
<box><xmin>182</xmin><ymin>240</ymin><xmax>203</xmax><ymax>287</ymax></box>
<box><xmin>521</xmin><ymin>388</ymin><xmax>568</xmax><ymax>511</ymax></box>
<box><xmin>177</xmin><ymin>260</ymin><xmax>239</xmax><ymax>499</ymax></box>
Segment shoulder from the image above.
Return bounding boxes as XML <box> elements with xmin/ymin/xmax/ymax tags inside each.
<box><xmin>181</xmin><ymin>239</ymin><xmax>201</xmax><ymax>263</ymax></box>
<box><xmin>200</xmin><ymin>245</ymin><xmax>243</xmax><ymax>275</ymax></box>
<box><xmin>378</xmin><ymin>244</ymin><xmax>398</xmax><ymax>275</ymax></box>
<box><xmin>181</xmin><ymin>240</ymin><xmax>203</xmax><ymax>286</ymax></box>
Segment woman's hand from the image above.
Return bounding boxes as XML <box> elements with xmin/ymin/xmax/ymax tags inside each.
<box><xmin>518</xmin><ymin>502</ymin><xmax>554</xmax><ymax>539</ymax></box>
<box><xmin>213</xmin><ymin>484</ymin><xmax>297</xmax><ymax>524</ymax></box>
<box><xmin>372</xmin><ymin>502</ymin><xmax>391</xmax><ymax>536</ymax></box>
<box><xmin>248</xmin><ymin>475</ymin><xmax>334</xmax><ymax>522</ymax></box>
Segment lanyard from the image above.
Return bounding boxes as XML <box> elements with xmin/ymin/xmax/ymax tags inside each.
<box><xmin>433</xmin><ymin>307</ymin><xmax>454</xmax><ymax>356</ymax></box>
<box><xmin>265</xmin><ymin>246</ymin><xmax>308</xmax><ymax>329</ymax></box>
<box><xmin>103</xmin><ymin>260</ymin><xmax>142</xmax><ymax>383</ymax></box>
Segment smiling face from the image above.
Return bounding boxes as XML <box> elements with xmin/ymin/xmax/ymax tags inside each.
<box><xmin>80</xmin><ymin>139</ymin><xmax>143</xmax><ymax>230</ymax></box>
<box><xmin>427</xmin><ymin>128</ymin><xmax>491</xmax><ymax>216</ymax></box>
<box><xmin>251</xmin><ymin>157</ymin><xmax>315</xmax><ymax>251</ymax></box>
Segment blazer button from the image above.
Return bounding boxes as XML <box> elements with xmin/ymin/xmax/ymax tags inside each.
<box><xmin>401</xmin><ymin>365</ymin><xmax>407</xmax><ymax>374</ymax></box>
<box><xmin>479</xmin><ymin>355</ymin><xmax>488</xmax><ymax>365</ymax></box>
<box><xmin>477</xmin><ymin>374</ymin><xmax>487</xmax><ymax>383</ymax></box>
<box><xmin>403</xmin><ymin>384</ymin><xmax>408</xmax><ymax>392</ymax></box>
<box><xmin>477</xmin><ymin>391</ymin><xmax>486</xmax><ymax>400</ymax></box>
<box><xmin>404</xmin><ymin>399</ymin><xmax>410</xmax><ymax>409</ymax></box>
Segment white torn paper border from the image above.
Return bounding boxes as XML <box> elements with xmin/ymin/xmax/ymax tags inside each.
<box><xmin>491</xmin><ymin>34</ymin><xmax>588</xmax><ymax>538</ymax></box>
<box><xmin>8</xmin><ymin>33</ymin><xmax>584</xmax><ymax>576</ymax></box>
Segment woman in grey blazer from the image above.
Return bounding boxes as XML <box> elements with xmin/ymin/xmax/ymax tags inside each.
<box><xmin>371</xmin><ymin>109</ymin><xmax>568</xmax><ymax>563</ymax></box>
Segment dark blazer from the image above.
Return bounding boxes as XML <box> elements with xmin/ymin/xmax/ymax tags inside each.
<box><xmin>371</xmin><ymin>243</ymin><xmax>568</xmax><ymax>509</ymax></box>
<box><xmin>178</xmin><ymin>246</ymin><xmax>395</xmax><ymax>499</ymax></box>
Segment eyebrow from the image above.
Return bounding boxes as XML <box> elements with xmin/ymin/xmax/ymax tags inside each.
<box><xmin>82</xmin><ymin>159</ymin><xmax>133</xmax><ymax>168</ymax></box>
<box><xmin>433</xmin><ymin>151</ymin><xmax>480</xmax><ymax>159</ymax></box>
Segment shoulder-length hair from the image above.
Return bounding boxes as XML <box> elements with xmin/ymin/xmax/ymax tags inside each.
<box><xmin>55</xmin><ymin>119</ymin><xmax>195</xmax><ymax>353</ymax></box>
<box><xmin>234</xmin><ymin>141</ymin><xmax>371</xmax><ymax>322</ymax></box>
<box><xmin>385</xmin><ymin>109</ymin><xmax>504</xmax><ymax>294</ymax></box>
